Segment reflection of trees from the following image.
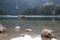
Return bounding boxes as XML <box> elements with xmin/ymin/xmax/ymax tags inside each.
<box><xmin>0</xmin><ymin>9</ymin><xmax>7</xmax><ymax>15</ymax></box>
<box><xmin>0</xmin><ymin>9</ymin><xmax>7</xmax><ymax>22</ymax></box>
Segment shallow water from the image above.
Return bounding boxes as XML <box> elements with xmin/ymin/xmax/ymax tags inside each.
<box><xmin>10</xmin><ymin>34</ymin><xmax>58</xmax><ymax>40</ymax></box>
<box><xmin>0</xmin><ymin>18</ymin><xmax>60</xmax><ymax>40</ymax></box>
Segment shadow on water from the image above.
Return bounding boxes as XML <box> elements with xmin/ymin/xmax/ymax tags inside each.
<box><xmin>0</xmin><ymin>17</ymin><xmax>60</xmax><ymax>40</ymax></box>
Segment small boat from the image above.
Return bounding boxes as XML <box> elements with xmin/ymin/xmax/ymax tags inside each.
<box><xmin>17</xmin><ymin>15</ymin><xmax>25</xmax><ymax>18</ymax></box>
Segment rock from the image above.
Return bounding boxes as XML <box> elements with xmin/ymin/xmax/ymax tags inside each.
<box><xmin>41</xmin><ymin>29</ymin><xmax>53</xmax><ymax>38</ymax></box>
<box><xmin>12</xmin><ymin>29</ymin><xmax>15</xmax><ymax>31</ymax></box>
<box><xmin>4</xmin><ymin>34</ymin><xmax>8</xmax><ymax>37</ymax></box>
<box><xmin>0</xmin><ymin>25</ymin><xmax>6</xmax><ymax>33</ymax></box>
<box><xmin>21</xmin><ymin>34</ymin><xmax>25</xmax><ymax>37</ymax></box>
<box><xmin>25</xmin><ymin>29</ymin><xmax>32</xmax><ymax>32</ymax></box>
<box><xmin>15</xmin><ymin>26</ymin><xmax>21</xmax><ymax>31</ymax></box>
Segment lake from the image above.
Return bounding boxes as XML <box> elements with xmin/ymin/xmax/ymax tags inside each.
<box><xmin>0</xmin><ymin>17</ymin><xmax>60</xmax><ymax>40</ymax></box>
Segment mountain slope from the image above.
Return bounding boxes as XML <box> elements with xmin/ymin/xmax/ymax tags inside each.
<box><xmin>21</xmin><ymin>5</ymin><xmax>60</xmax><ymax>15</ymax></box>
<box><xmin>0</xmin><ymin>0</ymin><xmax>60</xmax><ymax>15</ymax></box>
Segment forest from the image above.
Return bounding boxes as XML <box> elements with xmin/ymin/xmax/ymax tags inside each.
<box><xmin>21</xmin><ymin>5</ymin><xmax>60</xmax><ymax>15</ymax></box>
<box><xmin>0</xmin><ymin>5</ymin><xmax>60</xmax><ymax>15</ymax></box>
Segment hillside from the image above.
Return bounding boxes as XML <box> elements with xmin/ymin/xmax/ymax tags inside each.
<box><xmin>21</xmin><ymin>5</ymin><xmax>60</xmax><ymax>15</ymax></box>
<box><xmin>0</xmin><ymin>0</ymin><xmax>60</xmax><ymax>15</ymax></box>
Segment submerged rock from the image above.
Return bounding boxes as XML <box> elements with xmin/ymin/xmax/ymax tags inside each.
<box><xmin>4</xmin><ymin>34</ymin><xmax>8</xmax><ymax>37</ymax></box>
<box><xmin>25</xmin><ymin>29</ymin><xmax>32</xmax><ymax>32</ymax></box>
<box><xmin>0</xmin><ymin>24</ymin><xmax>6</xmax><ymax>33</ymax></box>
<box><xmin>21</xmin><ymin>34</ymin><xmax>25</xmax><ymax>37</ymax></box>
<box><xmin>15</xmin><ymin>26</ymin><xmax>21</xmax><ymax>31</ymax></box>
<box><xmin>41</xmin><ymin>29</ymin><xmax>53</xmax><ymax>38</ymax></box>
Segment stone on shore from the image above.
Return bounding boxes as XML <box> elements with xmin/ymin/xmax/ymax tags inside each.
<box><xmin>41</xmin><ymin>29</ymin><xmax>53</xmax><ymax>38</ymax></box>
<box><xmin>0</xmin><ymin>24</ymin><xmax>6</xmax><ymax>33</ymax></box>
<box><xmin>15</xmin><ymin>26</ymin><xmax>21</xmax><ymax>31</ymax></box>
<box><xmin>25</xmin><ymin>29</ymin><xmax>32</xmax><ymax>32</ymax></box>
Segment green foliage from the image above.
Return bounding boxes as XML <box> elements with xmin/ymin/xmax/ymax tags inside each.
<box><xmin>21</xmin><ymin>5</ymin><xmax>60</xmax><ymax>15</ymax></box>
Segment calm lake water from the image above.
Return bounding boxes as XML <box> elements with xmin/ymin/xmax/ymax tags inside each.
<box><xmin>0</xmin><ymin>17</ymin><xmax>60</xmax><ymax>40</ymax></box>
